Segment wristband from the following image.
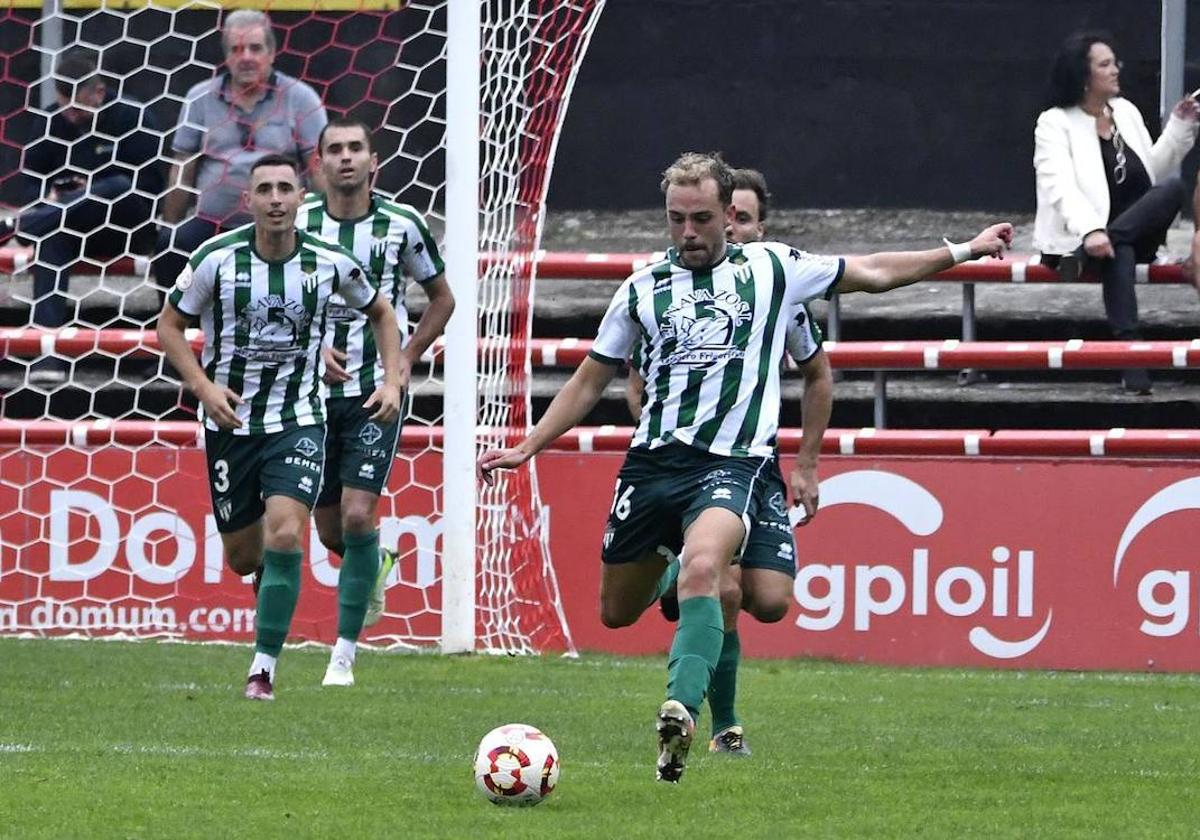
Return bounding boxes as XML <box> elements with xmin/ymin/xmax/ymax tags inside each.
<box><xmin>942</xmin><ymin>237</ymin><xmax>973</xmax><ymax>264</ymax></box>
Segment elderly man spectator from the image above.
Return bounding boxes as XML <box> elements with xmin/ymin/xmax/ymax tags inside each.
<box><xmin>153</xmin><ymin>9</ymin><xmax>326</xmax><ymax>290</ymax></box>
<box><xmin>1</xmin><ymin>49</ymin><xmax>163</xmax><ymax>384</ymax></box>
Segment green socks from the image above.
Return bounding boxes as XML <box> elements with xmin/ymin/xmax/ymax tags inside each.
<box><xmin>651</xmin><ymin>555</ymin><xmax>680</xmax><ymax>602</ymax></box>
<box><xmin>666</xmin><ymin>595</ymin><xmax>724</xmax><ymax>720</ymax></box>
<box><xmin>255</xmin><ymin>549</ymin><xmax>302</xmax><ymax>657</ymax></box>
<box><xmin>337</xmin><ymin>529</ymin><xmax>381</xmax><ymax>641</ymax></box>
<box><xmin>708</xmin><ymin>630</ymin><xmax>741</xmax><ymax>734</ymax></box>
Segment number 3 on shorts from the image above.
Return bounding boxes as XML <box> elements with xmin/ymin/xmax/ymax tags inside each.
<box><xmin>213</xmin><ymin>459</ymin><xmax>230</xmax><ymax>493</ymax></box>
<box><xmin>610</xmin><ymin>479</ymin><xmax>635</xmax><ymax>521</ymax></box>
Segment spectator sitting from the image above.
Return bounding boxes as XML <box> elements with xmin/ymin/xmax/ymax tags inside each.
<box><xmin>1033</xmin><ymin>30</ymin><xmax>1199</xmax><ymax>395</ymax></box>
<box><xmin>154</xmin><ymin>9</ymin><xmax>327</xmax><ymax>292</ymax></box>
<box><xmin>1</xmin><ymin>49</ymin><xmax>163</xmax><ymax>385</ymax></box>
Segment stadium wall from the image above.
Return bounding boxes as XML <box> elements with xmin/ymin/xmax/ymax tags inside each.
<box><xmin>549</xmin><ymin>0</ymin><xmax>1200</xmax><ymax>211</ymax></box>
<box><xmin>6</xmin><ymin>446</ymin><xmax>1200</xmax><ymax>671</ymax></box>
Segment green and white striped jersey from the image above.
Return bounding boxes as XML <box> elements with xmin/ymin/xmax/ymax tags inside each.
<box><xmin>167</xmin><ymin>224</ymin><xmax>378</xmax><ymax>435</ymax></box>
<box><xmin>592</xmin><ymin>241</ymin><xmax>842</xmax><ymax>458</ymax></box>
<box><xmin>298</xmin><ymin>192</ymin><xmax>444</xmax><ymax>398</ymax></box>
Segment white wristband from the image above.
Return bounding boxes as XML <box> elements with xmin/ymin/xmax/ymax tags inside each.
<box><xmin>942</xmin><ymin>237</ymin><xmax>973</xmax><ymax>264</ymax></box>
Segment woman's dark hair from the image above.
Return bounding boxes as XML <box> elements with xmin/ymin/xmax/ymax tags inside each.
<box><xmin>1046</xmin><ymin>30</ymin><xmax>1118</xmax><ymax>109</ymax></box>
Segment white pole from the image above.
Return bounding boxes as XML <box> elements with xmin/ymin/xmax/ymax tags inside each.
<box><xmin>441</xmin><ymin>0</ymin><xmax>480</xmax><ymax>653</ymax></box>
<box><xmin>40</xmin><ymin>0</ymin><xmax>62</xmax><ymax>108</ymax></box>
<box><xmin>1160</xmin><ymin>0</ymin><xmax>1186</xmax><ymax>121</ymax></box>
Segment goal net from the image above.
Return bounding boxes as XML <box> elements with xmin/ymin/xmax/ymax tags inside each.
<box><xmin>0</xmin><ymin>0</ymin><xmax>603</xmax><ymax>654</ymax></box>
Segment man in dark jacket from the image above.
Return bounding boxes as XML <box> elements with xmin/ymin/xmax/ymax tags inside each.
<box><xmin>8</xmin><ymin>49</ymin><xmax>163</xmax><ymax>383</ymax></box>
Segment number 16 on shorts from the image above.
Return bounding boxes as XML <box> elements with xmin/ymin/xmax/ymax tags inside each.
<box><xmin>610</xmin><ymin>478</ymin><xmax>635</xmax><ymax>521</ymax></box>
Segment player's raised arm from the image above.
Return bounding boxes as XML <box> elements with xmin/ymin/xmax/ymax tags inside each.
<box><xmin>838</xmin><ymin>222</ymin><xmax>1014</xmax><ymax>294</ymax></box>
<box><xmin>477</xmin><ymin>356</ymin><xmax>619</xmax><ymax>484</ymax></box>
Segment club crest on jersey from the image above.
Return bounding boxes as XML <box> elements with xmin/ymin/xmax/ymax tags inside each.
<box><xmin>234</xmin><ymin>295</ymin><xmax>311</xmax><ymax>363</ymax></box>
<box><xmin>294</xmin><ymin>437</ymin><xmax>320</xmax><ymax>458</ymax></box>
<box><xmin>768</xmin><ymin>491</ymin><xmax>787</xmax><ymax>517</ymax></box>
<box><xmin>216</xmin><ymin>497</ymin><xmax>232</xmax><ymax>523</ymax></box>
<box><xmin>660</xmin><ymin>289</ymin><xmax>750</xmax><ymax>368</ymax></box>
<box><xmin>301</xmin><ymin>271</ymin><xmax>320</xmax><ymax>293</ymax></box>
<box><xmin>359</xmin><ymin>423</ymin><xmax>383</xmax><ymax>446</ymax></box>
<box><xmin>370</xmin><ymin>235</ymin><xmax>388</xmax><ymax>261</ymax></box>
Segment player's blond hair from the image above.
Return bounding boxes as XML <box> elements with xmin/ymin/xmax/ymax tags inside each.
<box><xmin>660</xmin><ymin>152</ymin><xmax>734</xmax><ymax>206</ymax></box>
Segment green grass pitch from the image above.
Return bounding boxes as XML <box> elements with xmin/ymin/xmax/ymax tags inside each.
<box><xmin>3</xmin><ymin>637</ymin><xmax>1200</xmax><ymax>837</ymax></box>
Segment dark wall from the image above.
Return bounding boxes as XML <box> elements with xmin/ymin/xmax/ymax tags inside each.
<box><xmin>549</xmin><ymin>0</ymin><xmax>1200</xmax><ymax>211</ymax></box>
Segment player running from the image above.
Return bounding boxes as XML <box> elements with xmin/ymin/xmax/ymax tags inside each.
<box><xmin>157</xmin><ymin>153</ymin><xmax>403</xmax><ymax>700</ymax></box>
<box><xmin>299</xmin><ymin>117</ymin><xmax>454</xmax><ymax>686</ymax></box>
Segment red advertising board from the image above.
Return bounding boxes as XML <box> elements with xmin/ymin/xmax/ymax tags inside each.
<box><xmin>3</xmin><ymin>446</ymin><xmax>1200</xmax><ymax>671</ymax></box>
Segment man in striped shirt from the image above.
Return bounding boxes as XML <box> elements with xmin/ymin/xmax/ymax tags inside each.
<box><xmin>157</xmin><ymin>153</ymin><xmax>404</xmax><ymax>701</ymax></box>
<box><xmin>479</xmin><ymin>151</ymin><xmax>1012</xmax><ymax>782</ymax></box>
<box><xmin>300</xmin><ymin>118</ymin><xmax>455</xmax><ymax>687</ymax></box>
<box><xmin>628</xmin><ymin>167</ymin><xmax>833</xmax><ymax>758</ymax></box>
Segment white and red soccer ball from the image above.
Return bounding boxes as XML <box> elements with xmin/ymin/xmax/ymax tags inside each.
<box><xmin>473</xmin><ymin>723</ymin><xmax>560</xmax><ymax>806</ymax></box>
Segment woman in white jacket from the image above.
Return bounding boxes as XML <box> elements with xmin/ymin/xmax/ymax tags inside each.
<box><xmin>1034</xmin><ymin>31</ymin><xmax>1198</xmax><ymax>393</ymax></box>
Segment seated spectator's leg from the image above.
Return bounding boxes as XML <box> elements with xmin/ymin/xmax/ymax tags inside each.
<box><xmin>154</xmin><ymin>216</ymin><xmax>219</xmax><ymax>294</ymax></box>
<box><xmin>28</xmin><ymin>229</ymin><xmax>82</xmax><ymax>383</ymax></box>
<box><xmin>1108</xmin><ymin>177</ymin><xmax>1188</xmax><ymax>263</ymax></box>
<box><xmin>1098</xmin><ymin>244</ymin><xmax>1139</xmax><ymax>339</ymax></box>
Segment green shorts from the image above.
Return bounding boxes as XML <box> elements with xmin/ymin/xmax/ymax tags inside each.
<box><xmin>205</xmin><ymin>425</ymin><xmax>326</xmax><ymax>533</ymax></box>
<box><xmin>315</xmin><ymin>395</ymin><xmax>403</xmax><ymax>507</ymax></box>
<box><xmin>738</xmin><ymin>458</ymin><xmax>798</xmax><ymax>577</ymax></box>
<box><xmin>601</xmin><ymin>442</ymin><xmax>773</xmax><ymax>565</ymax></box>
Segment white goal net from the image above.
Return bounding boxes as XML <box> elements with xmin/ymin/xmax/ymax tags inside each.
<box><xmin>0</xmin><ymin>0</ymin><xmax>604</xmax><ymax>654</ymax></box>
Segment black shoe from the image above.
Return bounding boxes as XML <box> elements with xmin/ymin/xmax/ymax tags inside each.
<box><xmin>659</xmin><ymin>586</ymin><xmax>679</xmax><ymax>622</ymax></box>
<box><xmin>1122</xmin><ymin>369</ymin><xmax>1153</xmax><ymax>395</ymax></box>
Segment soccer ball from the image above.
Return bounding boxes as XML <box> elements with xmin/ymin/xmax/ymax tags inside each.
<box><xmin>473</xmin><ymin>723</ymin><xmax>560</xmax><ymax>807</ymax></box>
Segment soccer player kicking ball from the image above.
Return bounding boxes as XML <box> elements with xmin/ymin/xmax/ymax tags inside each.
<box><xmin>157</xmin><ymin>154</ymin><xmax>404</xmax><ymax>701</ymax></box>
<box><xmin>299</xmin><ymin>117</ymin><xmax>455</xmax><ymax>686</ymax></box>
<box><xmin>479</xmin><ymin>151</ymin><xmax>1012</xmax><ymax>782</ymax></box>
<box><xmin>626</xmin><ymin>167</ymin><xmax>832</xmax><ymax>758</ymax></box>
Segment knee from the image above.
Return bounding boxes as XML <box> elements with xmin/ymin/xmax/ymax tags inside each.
<box><xmin>599</xmin><ymin>601</ymin><xmax>638</xmax><ymax>629</ymax></box>
<box><xmin>340</xmin><ymin>506</ymin><xmax>376</xmax><ymax>538</ymax></box>
<box><xmin>225</xmin><ymin>549</ymin><xmax>259</xmax><ymax>577</ymax></box>
<box><xmin>265</xmin><ymin>518</ymin><xmax>305</xmax><ymax>553</ymax></box>
<box><xmin>744</xmin><ymin>598</ymin><xmax>789</xmax><ymax>624</ymax></box>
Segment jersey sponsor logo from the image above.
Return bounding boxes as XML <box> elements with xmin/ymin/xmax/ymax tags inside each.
<box><xmin>234</xmin><ymin>295</ymin><xmax>312</xmax><ymax>364</ymax></box>
<box><xmin>234</xmin><ymin>271</ymin><xmax>252</xmax><ymax>287</ymax></box>
<box><xmin>175</xmin><ymin>265</ymin><xmax>194</xmax><ymax>291</ymax></box>
<box><xmin>660</xmin><ymin>290</ymin><xmax>751</xmax><ymax>368</ymax></box>
<box><xmin>294</xmin><ymin>437</ymin><xmax>320</xmax><ymax>458</ymax></box>
<box><xmin>359</xmin><ymin>423</ymin><xmax>383</xmax><ymax>446</ymax></box>
<box><xmin>652</xmin><ymin>275</ymin><xmax>673</xmax><ymax>294</ymax></box>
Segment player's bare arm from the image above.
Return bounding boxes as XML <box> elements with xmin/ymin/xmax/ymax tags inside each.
<box><xmin>478</xmin><ymin>356</ymin><xmax>618</xmax><ymax>484</ymax></box>
<box><xmin>403</xmin><ymin>274</ymin><xmax>455</xmax><ymax>367</ymax></box>
<box><xmin>625</xmin><ymin>367</ymin><xmax>645</xmax><ymax>423</ymax></box>
<box><xmin>361</xmin><ymin>293</ymin><xmax>405</xmax><ymax>423</ymax></box>
<box><xmin>790</xmin><ymin>347</ymin><xmax>832</xmax><ymax>524</ymax></box>
<box><xmin>155</xmin><ymin>302</ymin><xmax>244</xmax><ymax>430</ymax></box>
<box><xmin>838</xmin><ymin>222</ymin><xmax>1013</xmax><ymax>293</ymax></box>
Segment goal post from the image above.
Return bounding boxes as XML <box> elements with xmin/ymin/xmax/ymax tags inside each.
<box><xmin>441</xmin><ymin>0</ymin><xmax>480</xmax><ymax>655</ymax></box>
<box><xmin>0</xmin><ymin>0</ymin><xmax>606</xmax><ymax>654</ymax></box>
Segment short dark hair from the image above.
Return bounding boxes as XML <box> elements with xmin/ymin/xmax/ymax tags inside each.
<box><xmin>1046</xmin><ymin>30</ymin><xmax>1117</xmax><ymax>109</ymax></box>
<box><xmin>54</xmin><ymin>49</ymin><xmax>102</xmax><ymax>99</ymax></box>
<box><xmin>318</xmin><ymin>117</ymin><xmax>374</xmax><ymax>154</ymax></box>
<box><xmin>660</xmin><ymin>151</ymin><xmax>735</xmax><ymax>206</ymax></box>
<box><xmin>249</xmin><ymin>153</ymin><xmax>301</xmax><ymax>178</ymax></box>
<box><xmin>731</xmin><ymin>168</ymin><xmax>771</xmax><ymax>222</ymax></box>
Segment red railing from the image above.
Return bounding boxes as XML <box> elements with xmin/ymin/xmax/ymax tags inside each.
<box><xmin>2</xmin><ymin>420</ymin><xmax>1199</xmax><ymax>457</ymax></box>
